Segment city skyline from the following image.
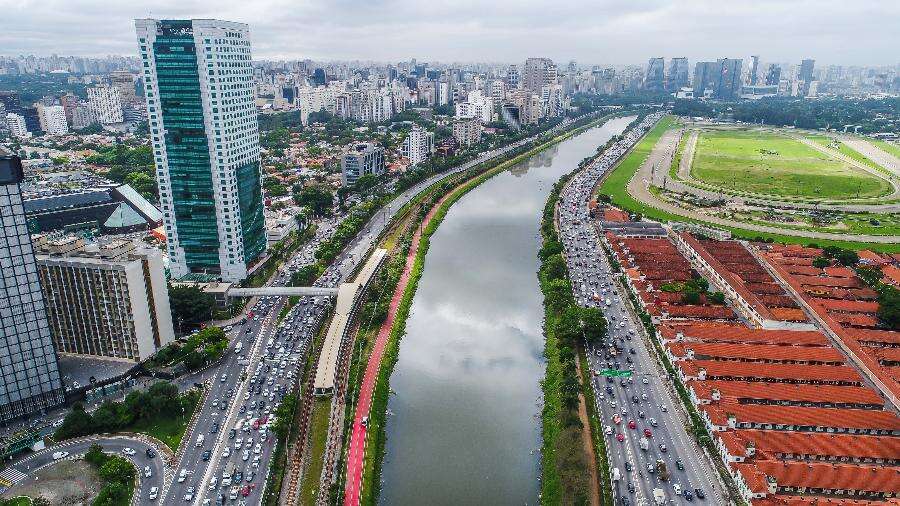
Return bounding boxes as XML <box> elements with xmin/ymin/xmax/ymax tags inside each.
<box><xmin>0</xmin><ymin>0</ymin><xmax>898</xmax><ymax>66</ymax></box>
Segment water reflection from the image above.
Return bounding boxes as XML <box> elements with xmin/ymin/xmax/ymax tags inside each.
<box><xmin>379</xmin><ymin>116</ymin><xmax>635</xmax><ymax>506</ymax></box>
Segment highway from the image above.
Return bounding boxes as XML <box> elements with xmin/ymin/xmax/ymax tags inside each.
<box><xmin>557</xmin><ymin>112</ymin><xmax>726</xmax><ymax>505</ymax></box>
<box><xmin>164</xmin><ymin>113</ymin><xmax>593</xmax><ymax>506</ymax></box>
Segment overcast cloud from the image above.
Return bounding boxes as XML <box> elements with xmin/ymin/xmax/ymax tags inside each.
<box><xmin>1</xmin><ymin>0</ymin><xmax>897</xmax><ymax>65</ymax></box>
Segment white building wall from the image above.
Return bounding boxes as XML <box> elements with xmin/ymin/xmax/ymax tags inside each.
<box><xmin>87</xmin><ymin>85</ymin><xmax>123</xmax><ymax>124</ymax></box>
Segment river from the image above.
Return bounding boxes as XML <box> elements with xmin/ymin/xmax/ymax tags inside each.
<box><xmin>379</xmin><ymin>116</ymin><xmax>635</xmax><ymax>505</ymax></box>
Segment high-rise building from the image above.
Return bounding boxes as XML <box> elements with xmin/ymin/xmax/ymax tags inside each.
<box><xmin>109</xmin><ymin>71</ymin><xmax>137</xmax><ymax>106</ymax></box>
<box><xmin>523</xmin><ymin>58</ymin><xmax>556</xmax><ymax>94</ymax></box>
<box><xmin>0</xmin><ymin>153</ymin><xmax>65</xmax><ymax>423</ymax></box>
<box><xmin>341</xmin><ymin>142</ymin><xmax>385</xmax><ymax>187</ymax></box>
<box><xmin>87</xmin><ymin>84</ymin><xmax>123</xmax><ymax>124</ymax></box>
<box><xmin>452</xmin><ymin>118</ymin><xmax>482</xmax><ymax>146</ymax></box>
<box><xmin>0</xmin><ymin>91</ymin><xmax>20</xmax><ymax>114</ymax></box>
<box><xmin>667</xmin><ymin>57</ymin><xmax>689</xmax><ymax>92</ymax></box>
<box><xmin>506</xmin><ymin>65</ymin><xmax>520</xmax><ymax>89</ymax></box>
<box><xmin>799</xmin><ymin>59</ymin><xmax>816</xmax><ymax>83</ymax></box>
<box><xmin>692</xmin><ymin>61</ymin><xmax>720</xmax><ymax>97</ymax></box>
<box><xmin>716</xmin><ymin>58</ymin><xmax>743</xmax><ymax>99</ymax></box>
<box><xmin>37</xmin><ymin>105</ymin><xmax>68</xmax><ymax>136</ymax></box>
<box><xmin>765</xmin><ymin>64</ymin><xmax>782</xmax><ymax>86</ymax></box>
<box><xmin>6</xmin><ymin>113</ymin><xmax>30</xmax><ymax>139</ymax></box>
<box><xmin>135</xmin><ymin>19</ymin><xmax>266</xmax><ymax>282</ymax></box>
<box><xmin>33</xmin><ymin>236</ymin><xmax>175</xmax><ymax>362</ymax></box>
<box><xmin>644</xmin><ymin>57</ymin><xmax>665</xmax><ymax>92</ymax></box>
<box><xmin>70</xmin><ymin>104</ymin><xmax>96</xmax><ymax>130</ymax></box>
<box><xmin>749</xmin><ymin>55</ymin><xmax>760</xmax><ymax>86</ymax></box>
<box><xmin>402</xmin><ymin>125</ymin><xmax>435</xmax><ymax>166</ymax></box>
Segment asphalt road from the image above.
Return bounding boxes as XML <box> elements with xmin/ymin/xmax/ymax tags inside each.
<box><xmin>2</xmin><ymin>435</ymin><xmax>167</xmax><ymax>505</ymax></box>
<box><xmin>557</xmin><ymin>112</ymin><xmax>726</xmax><ymax>505</ymax></box>
<box><xmin>166</xmin><ymin>115</ymin><xmax>590</xmax><ymax>506</ymax></box>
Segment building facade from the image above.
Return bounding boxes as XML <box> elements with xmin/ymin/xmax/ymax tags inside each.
<box><xmin>644</xmin><ymin>57</ymin><xmax>665</xmax><ymax>92</ymax></box>
<box><xmin>37</xmin><ymin>105</ymin><xmax>68</xmax><ymax>136</ymax></box>
<box><xmin>34</xmin><ymin>237</ymin><xmax>175</xmax><ymax>362</ymax></box>
<box><xmin>452</xmin><ymin>117</ymin><xmax>482</xmax><ymax>146</ymax></box>
<box><xmin>0</xmin><ymin>154</ymin><xmax>65</xmax><ymax>423</ymax></box>
<box><xmin>667</xmin><ymin>57</ymin><xmax>689</xmax><ymax>92</ymax></box>
<box><xmin>523</xmin><ymin>58</ymin><xmax>556</xmax><ymax>94</ymax></box>
<box><xmin>402</xmin><ymin>125</ymin><xmax>434</xmax><ymax>166</ymax></box>
<box><xmin>341</xmin><ymin>142</ymin><xmax>385</xmax><ymax>186</ymax></box>
<box><xmin>135</xmin><ymin>18</ymin><xmax>267</xmax><ymax>282</ymax></box>
<box><xmin>87</xmin><ymin>84</ymin><xmax>123</xmax><ymax>124</ymax></box>
<box><xmin>6</xmin><ymin>113</ymin><xmax>29</xmax><ymax>139</ymax></box>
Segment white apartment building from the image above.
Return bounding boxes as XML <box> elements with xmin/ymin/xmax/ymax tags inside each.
<box><xmin>490</xmin><ymin>80</ymin><xmax>506</xmax><ymax>106</ymax></box>
<box><xmin>136</xmin><ymin>18</ymin><xmax>267</xmax><ymax>283</ymax></box>
<box><xmin>455</xmin><ymin>89</ymin><xmax>494</xmax><ymax>124</ymax></box>
<box><xmin>402</xmin><ymin>125</ymin><xmax>434</xmax><ymax>166</ymax></box>
<box><xmin>37</xmin><ymin>105</ymin><xmax>68</xmax><ymax>135</ymax></box>
<box><xmin>87</xmin><ymin>84</ymin><xmax>124</xmax><ymax>124</ymax></box>
<box><xmin>34</xmin><ymin>236</ymin><xmax>175</xmax><ymax>362</ymax></box>
<box><xmin>452</xmin><ymin>117</ymin><xmax>482</xmax><ymax>146</ymax></box>
<box><xmin>6</xmin><ymin>113</ymin><xmax>30</xmax><ymax>138</ymax></box>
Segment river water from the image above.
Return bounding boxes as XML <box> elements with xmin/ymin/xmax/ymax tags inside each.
<box><xmin>379</xmin><ymin>116</ymin><xmax>635</xmax><ymax>505</ymax></box>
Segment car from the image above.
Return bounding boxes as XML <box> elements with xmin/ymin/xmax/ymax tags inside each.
<box><xmin>631</xmin><ymin>395</ymin><xmax>639</xmax><ymax>403</ymax></box>
<box><xmin>242</xmin><ymin>450</ymin><xmax>250</xmax><ymax>461</ymax></box>
<box><xmin>660</xmin><ymin>404</ymin><xmax>668</xmax><ymax>412</ymax></box>
<box><xmin>202</xmin><ymin>450</ymin><xmax>212</xmax><ymax>461</ymax></box>
<box><xmin>638</xmin><ymin>411</ymin><xmax>645</xmax><ymax>419</ymax></box>
<box><xmin>220</xmin><ymin>374</ymin><xmax>227</xmax><ymax>383</ymax></box>
<box><xmin>148</xmin><ymin>486</ymin><xmax>159</xmax><ymax>500</ymax></box>
<box><xmin>222</xmin><ymin>447</ymin><xmax>231</xmax><ymax>458</ymax></box>
<box><xmin>647</xmin><ymin>463</ymin><xmax>655</xmax><ymax>473</ymax></box>
<box><xmin>246</xmin><ymin>472</ymin><xmax>255</xmax><ymax>483</ymax></box>
<box><xmin>695</xmin><ymin>488</ymin><xmax>705</xmax><ymax>499</ymax></box>
<box><xmin>644</xmin><ymin>428</ymin><xmax>652</xmax><ymax>438</ymax></box>
<box><xmin>361</xmin><ymin>416</ymin><xmax>369</xmax><ymax>427</ymax></box>
<box><xmin>177</xmin><ymin>469</ymin><xmax>187</xmax><ymax>483</ymax></box>
<box><xmin>146</xmin><ymin>448</ymin><xmax>156</xmax><ymax>458</ymax></box>
<box><xmin>628</xmin><ymin>420</ymin><xmax>636</xmax><ymax>429</ymax></box>
<box><xmin>673</xmin><ymin>483</ymin><xmax>682</xmax><ymax>496</ymax></box>
<box><xmin>649</xmin><ymin>418</ymin><xmax>658</xmax><ymax>427</ymax></box>
<box><xmin>624</xmin><ymin>462</ymin><xmax>632</xmax><ymax>472</ymax></box>
<box><xmin>51</xmin><ymin>451</ymin><xmax>69</xmax><ymax>460</ymax></box>
<box><xmin>658</xmin><ymin>443</ymin><xmax>667</xmax><ymax>453</ymax></box>
<box><xmin>183</xmin><ymin>486</ymin><xmax>195</xmax><ymax>501</ymax></box>
<box><xmin>604</xmin><ymin>425</ymin><xmax>613</xmax><ymax>436</ymax></box>
<box><xmin>627</xmin><ymin>482</ymin><xmax>635</xmax><ymax>493</ymax></box>
<box><xmin>121</xmin><ymin>447</ymin><xmax>136</xmax><ymax>456</ymax></box>
<box><xmin>642</xmin><ymin>377</ymin><xmax>649</xmax><ymax>385</ymax></box>
<box><xmin>615</xmin><ymin>433</ymin><xmax>625</xmax><ymax>442</ymax></box>
<box><xmin>675</xmin><ymin>459</ymin><xmax>685</xmax><ymax>470</ymax></box>
<box><xmin>612</xmin><ymin>414</ymin><xmax>621</xmax><ymax>425</ymax></box>
<box><xmin>684</xmin><ymin>489</ymin><xmax>694</xmax><ymax>501</ymax></box>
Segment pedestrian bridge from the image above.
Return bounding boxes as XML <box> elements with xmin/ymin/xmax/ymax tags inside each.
<box><xmin>227</xmin><ymin>286</ymin><xmax>339</xmax><ymax>297</ymax></box>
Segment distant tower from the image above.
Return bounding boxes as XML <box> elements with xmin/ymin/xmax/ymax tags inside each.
<box><xmin>749</xmin><ymin>55</ymin><xmax>760</xmax><ymax>86</ymax></box>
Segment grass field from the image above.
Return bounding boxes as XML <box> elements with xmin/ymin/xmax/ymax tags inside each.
<box><xmin>598</xmin><ymin>118</ymin><xmax>900</xmax><ymax>253</ymax></box>
<box><xmin>299</xmin><ymin>399</ymin><xmax>331</xmax><ymax>505</ymax></box>
<box><xmin>129</xmin><ymin>392</ymin><xmax>200</xmax><ymax>451</ymax></box>
<box><xmin>806</xmin><ymin>135</ymin><xmax>892</xmax><ymax>176</ymax></box>
<box><xmin>691</xmin><ymin>130</ymin><xmax>891</xmax><ymax>200</ymax></box>
<box><xmin>874</xmin><ymin>139</ymin><xmax>900</xmax><ymax>160</ymax></box>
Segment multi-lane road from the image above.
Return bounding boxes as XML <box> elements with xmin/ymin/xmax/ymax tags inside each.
<box><xmin>557</xmin><ymin>112</ymin><xmax>725</xmax><ymax>505</ymax></box>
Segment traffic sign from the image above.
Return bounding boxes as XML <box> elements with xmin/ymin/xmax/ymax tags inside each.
<box><xmin>599</xmin><ymin>369</ymin><xmax>632</xmax><ymax>377</ymax></box>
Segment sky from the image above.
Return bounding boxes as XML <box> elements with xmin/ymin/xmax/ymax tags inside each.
<box><xmin>1</xmin><ymin>0</ymin><xmax>898</xmax><ymax>66</ymax></box>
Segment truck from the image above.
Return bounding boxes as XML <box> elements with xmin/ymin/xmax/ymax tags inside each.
<box><xmin>653</xmin><ymin>488</ymin><xmax>666</xmax><ymax>504</ymax></box>
<box><xmin>639</xmin><ymin>437</ymin><xmax>649</xmax><ymax>451</ymax></box>
<box><xmin>656</xmin><ymin>459</ymin><xmax>670</xmax><ymax>482</ymax></box>
<box><xmin>611</xmin><ymin>467</ymin><xmax>621</xmax><ymax>481</ymax></box>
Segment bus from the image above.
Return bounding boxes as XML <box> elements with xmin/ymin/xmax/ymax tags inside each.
<box><xmin>222</xmin><ymin>462</ymin><xmax>236</xmax><ymax>486</ymax></box>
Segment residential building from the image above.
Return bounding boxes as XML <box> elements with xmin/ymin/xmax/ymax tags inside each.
<box><xmin>402</xmin><ymin>125</ymin><xmax>434</xmax><ymax>166</ymax></box>
<box><xmin>799</xmin><ymin>59</ymin><xmax>816</xmax><ymax>96</ymax></box>
<box><xmin>452</xmin><ymin>117</ymin><xmax>482</xmax><ymax>146</ymax></box>
<box><xmin>87</xmin><ymin>84</ymin><xmax>123</xmax><ymax>124</ymax></box>
<box><xmin>667</xmin><ymin>57</ymin><xmax>689</xmax><ymax>92</ymax></box>
<box><xmin>692</xmin><ymin>61</ymin><xmax>720</xmax><ymax>98</ymax></box>
<box><xmin>6</xmin><ymin>113</ymin><xmax>29</xmax><ymax>139</ymax></box>
<box><xmin>506</xmin><ymin>65</ymin><xmax>520</xmax><ymax>89</ymax></box>
<box><xmin>33</xmin><ymin>237</ymin><xmax>175</xmax><ymax>362</ymax></box>
<box><xmin>765</xmin><ymin>64</ymin><xmax>782</xmax><ymax>86</ymax></box>
<box><xmin>455</xmin><ymin>89</ymin><xmax>493</xmax><ymax>124</ymax></box>
<box><xmin>490</xmin><ymin>80</ymin><xmax>506</xmax><ymax>106</ymax></box>
<box><xmin>748</xmin><ymin>55</ymin><xmax>760</xmax><ymax>86</ymax></box>
<box><xmin>0</xmin><ymin>153</ymin><xmax>65</xmax><ymax>423</ymax></box>
<box><xmin>37</xmin><ymin>105</ymin><xmax>68</xmax><ymax>136</ymax></box>
<box><xmin>136</xmin><ymin>18</ymin><xmax>267</xmax><ymax>282</ymax></box>
<box><xmin>716</xmin><ymin>58</ymin><xmax>743</xmax><ymax>99</ymax></box>
<box><xmin>70</xmin><ymin>104</ymin><xmax>96</xmax><ymax>130</ymax></box>
<box><xmin>341</xmin><ymin>142</ymin><xmax>385</xmax><ymax>186</ymax></box>
<box><xmin>109</xmin><ymin>71</ymin><xmax>137</xmax><ymax>105</ymax></box>
<box><xmin>523</xmin><ymin>58</ymin><xmax>556</xmax><ymax>94</ymax></box>
<box><xmin>644</xmin><ymin>57</ymin><xmax>665</xmax><ymax>92</ymax></box>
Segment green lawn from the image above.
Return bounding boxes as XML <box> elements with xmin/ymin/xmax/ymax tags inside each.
<box><xmin>299</xmin><ymin>399</ymin><xmax>331</xmax><ymax>506</ymax></box>
<box><xmin>691</xmin><ymin>130</ymin><xmax>891</xmax><ymax>200</ymax></box>
<box><xmin>1</xmin><ymin>497</ymin><xmax>32</xmax><ymax>506</ymax></box>
<box><xmin>598</xmin><ymin>117</ymin><xmax>900</xmax><ymax>253</ymax></box>
<box><xmin>807</xmin><ymin>135</ymin><xmax>891</xmax><ymax>176</ymax></box>
<box><xmin>129</xmin><ymin>393</ymin><xmax>199</xmax><ymax>451</ymax></box>
<box><xmin>874</xmin><ymin>139</ymin><xmax>900</xmax><ymax>160</ymax></box>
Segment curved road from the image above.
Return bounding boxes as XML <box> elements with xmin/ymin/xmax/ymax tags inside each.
<box><xmin>626</xmin><ymin>118</ymin><xmax>900</xmax><ymax>244</ymax></box>
<box><xmin>2</xmin><ymin>435</ymin><xmax>168</xmax><ymax>505</ymax></box>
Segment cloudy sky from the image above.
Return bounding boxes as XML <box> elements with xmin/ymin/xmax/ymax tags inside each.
<box><xmin>1</xmin><ymin>0</ymin><xmax>898</xmax><ymax>66</ymax></box>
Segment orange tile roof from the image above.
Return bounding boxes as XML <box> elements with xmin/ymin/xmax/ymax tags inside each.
<box><xmin>882</xmin><ymin>265</ymin><xmax>900</xmax><ymax>287</ymax></box>
<box><xmin>704</xmin><ymin>400</ymin><xmax>900</xmax><ymax>431</ymax></box>
<box><xmin>669</xmin><ymin>341</ymin><xmax>845</xmax><ymax>364</ymax></box>
<box><xmin>847</xmin><ymin>329</ymin><xmax>900</xmax><ymax>346</ymax></box>
<box><xmin>660</xmin><ymin>323</ymin><xmax>829</xmax><ymax>346</ymax></box>
<box><xmin>683</xmin><ymin>360</ymin><xmax>864</xmax><ymax>384</ymax></box>
<box><xmin>735</xmin><ymin>429</ymin><xmax>900</xmax><ymax>461</ymax></box>
<box><xmin>663</xmin><ymin>304</ymin><xmax>737</xmax><ymax>320</ymax></box>
<box><xmin>769</xmin><ymin>307</ymin><xmax>811</xmax><ymax>322</ymax></box>
<box><xmin>689</xmin><ymin>379</ymin><xmax>884</xmax><ymax>406</ymax></box>
<box><xmin>813</xmin><ymin>298</ymin><xmax>881</xmax><ymax>314</ymax></box>
<box><xmin>755</xmin><ymin>460</ymin><xmax>900</xmax><ymax>495</ymax></box>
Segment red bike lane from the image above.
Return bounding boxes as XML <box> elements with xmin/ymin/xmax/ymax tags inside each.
<box><xmin>343</xmin><ymin>199</ymin><xmax>446</xmax><ymax>506</ymax></box>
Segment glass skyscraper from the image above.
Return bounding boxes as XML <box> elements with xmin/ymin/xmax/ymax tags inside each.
<box><xmin>0</xmin><ymin>153</ymin><xmax>65</xmax><ymax>423</ymax></box>
<box><xmin>135</xmin><ymin>19</ymin><xmax>266</xmax><ymax>282</ymax></box>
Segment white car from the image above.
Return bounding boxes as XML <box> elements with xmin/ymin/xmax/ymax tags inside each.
<box><xmin>148</xmin><ymin>486</ymin><xmax>159</xmax><ymax>500</ymax></box>
<box><xmin>177</xmin><ymin>469</ymin><xmax>187</xmax><ymax>483</ymax></box>
<box><xmin>144</xmin><ymin>466</ymin><xmax>152</xmax><ymax>478</ymax></box>
<box><xmin>121</xmin><ymin>447</ymin><xmax>136</xmax><ymax>456</ymax></box>
<box><xmin>51</xmin><ymin>451</ymin><xmax>69</xmax><ymax>460</ymax></box>
<box><xmin>242</xmin><ymin>450</ymin><xmax>250</xmax><ymax>461</ymax></box>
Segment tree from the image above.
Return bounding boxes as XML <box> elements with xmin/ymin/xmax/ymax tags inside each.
<box><xmin>84</xmin><ymin>443</ymin><xmax>106</xmax><ymax>467</ymax></box>
<box><xmin>682</xmin><ymin>291</ymin><xmax>701</xmax><ymax>305</ymax></box>
<box><xmin>540</xmin><ymin>254</ymin><xmax>568</xmax><ymax>282</ymax></box>
<box><xmin>708</xmin><ymin>292</ymin><xmax>726</xmax><ymax>305</ymax></box>
<box><xmin>812</xmin><ymin>256</ymin><xmax>831</xmax><ymax>269</ymax></box>
<box><xmin>836</xmin><ymin>250</ymin><xmax>859</xmax><ymax>267</ymax></box>
<box><xmin>293</xmin><ymin>186</ymin><xmax>333</xmax><ymax>217</ymax></box>
<box><xmin>55</xmin><ymin>402</ymin><xmax>94</xmax><ymax>440</ymax></box>
<box><xmin>124</xmin><ymin>171</ymin><xmax>157</xmax><ymax>200</ymax></box>
<box><xmin>877</xmin><ymin>286</ymin><xmax>900</xmax><ymax>330</ymax></box>
<box><xmin>578</xmin><ymin>306</ymin><xmax>608</xmax><ymax>343</ymax></box>
<box><xmin>99</xmin><ymin>456</ymin><xmax>136</xmax><ymax>483</ymax></box>
<box><xmin>167</xmin><ymin>283</ymin><xmax>215</xmax><ymax>329</ymax></box>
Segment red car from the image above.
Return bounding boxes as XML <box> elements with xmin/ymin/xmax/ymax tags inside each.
<box><xmin>644</xmin><ymin>428</ymin><xmax>653</xmax><ymax>438</ymax></box>
<box><xmin>628</xmin><ymin>420</ymin><xmax>636</xmax><ymax>429</ymax></box>
<box><xmin>616</xmin><ymin>433</ymin><xmax>625</xmax><ymax>442</ymax></box>
<box><xmin>613</xmin><ymin>415</ymin><xmax>622</xmax><ymax>425</ymax></box>
<box><xmin>241</xmin><ymin>485</ymin><xmax>252</xmax><ymax>497</ymax></box>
